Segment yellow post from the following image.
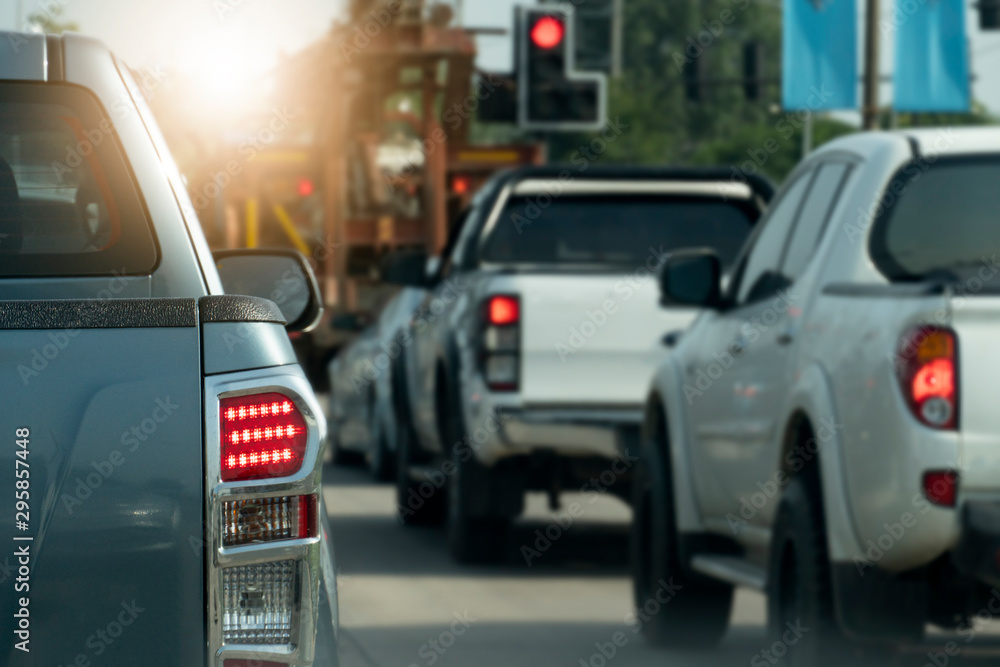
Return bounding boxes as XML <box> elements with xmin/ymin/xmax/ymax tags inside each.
<box><xmin>272</xmin><ymin>203</ymin><xmax>311</xmax><ymax>256</ymax></box>
<box><xmin>245</xmin><ymin>198</ymin><xmax>259</xmax><ymax>248</ymax></box>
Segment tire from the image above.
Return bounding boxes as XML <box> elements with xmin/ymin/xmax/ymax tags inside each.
<box><xmin>440</xmin><ymin>380</ymin><xmax>508</xmax><ymax>564</ymax></box>
<box><xmin>367</xmin><ymin>410</ymin><xmax>395</xmax><ymax>483</ymax></box>
<box><xmin>394</xmin><ymin>408</ymin><xmax>446</xmax><ymax>526</ymax></box>
<box><xmin>630</xmin><ymin>437</ymin><xmax>733</xmax><ymax>648</ymax></box>
<box><xmin>768</xmin><ymin>477</ymin><xmax>886</xmax><ymax>666</ymax></box>
<box><xmin>447</xmin><ymin>443</ymin><xmax>509</xmax><ymax>564</ymax></box>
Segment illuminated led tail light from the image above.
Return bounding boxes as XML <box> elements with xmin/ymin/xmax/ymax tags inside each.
<box><xmin>896</xmin><ymin>326</ymin><xmax>958</xmax><ymax>430</ymax></box>
<box><xmin>222</xmin><ymin>560</ymin><xmax>297</xmax><ymax>645</ymax></box>
<box><xmin>481</xmin><ymin>295</ymin><xmax>520</xmax><ymax>391</ymax></box>
<box><xmin>221</xmin><ymin>393</ymin><xmax>308</xmax><ymax>481</ymax></box>
<box><xmin>222</xmin><ymin>495</ymin><xmax>317</xmax><ymax>547</ymax></box>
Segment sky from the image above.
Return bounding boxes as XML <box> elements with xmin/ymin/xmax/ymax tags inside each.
<box><xmin>3</xmin><ymin>0</ymin><xmax>1000</xmax><ymax>116</ymax></box>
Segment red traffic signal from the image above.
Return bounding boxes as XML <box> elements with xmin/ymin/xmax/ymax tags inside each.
<box><xmin>530</xmin><ymin>16</ymin><xmax>564</xmax><ymax>49</ymax></box>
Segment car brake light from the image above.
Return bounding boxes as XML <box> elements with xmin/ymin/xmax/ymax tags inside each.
<box><xmin>222</xmin><ymin>495</ymin><xmax>317</xmax><ymax>547</ymax></box>
<box><xmin>481</xmin><ymin>295</ymin><xmax>520</xmax><ymax>391</ymax></box>
<box><xmin>487</xmin><ymin>295</ymin><xmax>519</xmax><ymax>326</ymax></box>
<box><xmin>896</xmin><ymin>326</ymin><xmax>957</xmax><ymax>429</ymax></box>
<box><xmin>923</xmin><ymin>470</ymin><xmax>959</xmax><ymax>507</ymax></box>
<box><xmin>220</xmin><ymin>393</ymin><xmax>308</xmax><ymax>481</ymax></box>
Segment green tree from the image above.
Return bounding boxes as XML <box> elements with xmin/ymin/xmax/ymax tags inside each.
<box><xmin>27</xmin><ymin>7</ymin><xmax>79</xmax><ymax>34</ymax></box>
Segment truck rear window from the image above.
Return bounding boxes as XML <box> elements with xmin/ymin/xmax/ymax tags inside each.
<box><xmin>481</xmin><ymin>194</ymin><xmax>756</xmax><ymax>268</ymax></box>
<box><xmin>871</xmin><ymin>157</ymin><xmax>1000</xmax><ymax>281</ymax></box>
<box><xmin>0</xmin><ymin>83</ymin><xmax>157</xmax><ymax>277</ymax></box>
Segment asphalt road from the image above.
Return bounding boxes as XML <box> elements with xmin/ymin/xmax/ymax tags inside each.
<box><xmin>324</xmin><ymin>461</ymin><xmax>778</xmax><ymax>667</ymax></box>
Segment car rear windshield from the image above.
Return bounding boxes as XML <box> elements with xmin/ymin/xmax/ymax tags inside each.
<box><xmin>480</xmin><ymin>194</ymin><xmax>757</xmax><ymax>268</ymax></box>
<box><xmin>0</xmin><ymin>83</ymin><xmax>157</xmax><ymax>277</ymax></box>
<box><xmin>871</xmin><ymin>157</ymin><xmax>1000</xmax><ymax>281</ymax></box>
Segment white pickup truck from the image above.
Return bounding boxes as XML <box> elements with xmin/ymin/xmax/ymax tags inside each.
<box><xmin>383</xmin><ymin>166</ymin><xmax>773</xmax><ymax>563</ymax></box>
<box><xmin>636</xmin><ymin>128</ymin><xmax>1000</xmax><ymax>663</ymax></box>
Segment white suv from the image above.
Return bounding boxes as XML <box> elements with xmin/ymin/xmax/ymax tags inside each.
<box><xmin>634</xmin><ymin>127</ymin><xmax>1000</xmax><ymax>664</ymax></box>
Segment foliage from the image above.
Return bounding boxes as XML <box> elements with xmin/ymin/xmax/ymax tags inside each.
<box><xmin>27</xmin><ymin>7</ymin><xmax>79</xmax><ymax>34</ymax></box>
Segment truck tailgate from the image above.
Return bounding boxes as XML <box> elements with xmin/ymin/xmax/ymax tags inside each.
<box><xmin>0</xmin><ymin>300</ymin><xmax>205</xmax><ymax>665</ymax></box>
<box><xmin>517</xmin><ymin>274</ymin><xmax>698</xmax><ymax>406</ymax></box>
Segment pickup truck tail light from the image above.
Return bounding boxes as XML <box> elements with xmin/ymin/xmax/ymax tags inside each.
<box><xmin>481</xmin><ymin>295</ymin><xmax>520</xmax><ymax>391</ymax></box>
<box><xmin>222</xmin><ymin>559</ymin><xmax>297</xmax><ymax>644</ymax></box>
<box><xmin>896</xmin><ymin>326</ymin><xmax>957</xmax><ymax>430</ymax></box>
<box><xmin>221</xmin><ymin>393</ymin><xmax>308</xmax><ymax>481</ymax></box>
<box><xmin>222</xmin><ymin>495</ymin><xmax>317</xmax><ymax>546</ymax></box>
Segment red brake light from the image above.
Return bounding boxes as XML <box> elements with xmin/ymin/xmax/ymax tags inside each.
<box><xmin>297</xmin><ymin>178</ymin><xmax>314</xmax><ymax>196</ymax></box>
<box><xmin>531</xmin><ymin>16</ymin><xmax>565</xmax><ymax>49</ymax></box>
<box><xmin>896</xmin><ymin>326</ymin><xmax>957</xmax><ymax>429</ymax></box>
<box><xmin>220</xmin><ymin>393</ymin><xmax>308</xmax><ymax>481</ymax></box>
<box><xmin>487</xmin><ymin>295</ymin><xmax>520</xmax><ymax>326</ymax></box>
<box><xmin>923</xmin><ymin>470</ymin><xmax>959</xmax><ymax>507</ymax></box>
<box><xmin>452</xmin><ymin>176</ymin><xmax>470</xmax><ymax>194</ymax></box>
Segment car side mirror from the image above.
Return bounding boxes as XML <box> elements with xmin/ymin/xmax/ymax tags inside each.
<box><xmin>213</xmin><ymin>248</ymin><xmax>323</xmax><ymax>332</ymax></box>
<box><xmin>659</xmin><ymin>249</ymin><xmax>723</xmax><ymax>309</ymax></box>
<box><xmin>382</xmin><ymin>250</ymin><xmax>430</xmax><ymax>287</ymax></box>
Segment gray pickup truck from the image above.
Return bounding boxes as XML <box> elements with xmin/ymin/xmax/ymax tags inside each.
<box><xmin>0</xmin><ymin>32</ymin><xmax>338</xmax><ymax>666</ymax></box>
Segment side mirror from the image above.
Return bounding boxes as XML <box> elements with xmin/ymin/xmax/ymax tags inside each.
<box><xmin>213</xmin><ymin>248</ymin><xmax>323</xmax><ymax>332</ymax></box>
<box><xmin>382</xmin><ymin>250</ymin><xmax>430</xmax><ymax>287</ymax></box>
<box><xmin>330</xmin><ymin>312</ymin><xmax>370</xmax><ymax>332</ymax></box>
<box><xmin>659</xmin><ymin>249</ymin><xmax>723</xmax><ymax>309</ymax></box>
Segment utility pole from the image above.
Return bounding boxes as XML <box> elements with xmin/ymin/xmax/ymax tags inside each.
<box><xmin>862</xmin><ymin>0</ymin><xmax>880</xmax><ymax>130</ymax></box>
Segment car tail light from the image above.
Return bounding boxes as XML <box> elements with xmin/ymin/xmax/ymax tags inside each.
<box><xmin>222</xmin><ymin>560</ymin><xmax>297</xmax><ymax>644</ymax></box>
<box><xmin>221</xmin><ymin>393</ymin><xmax>308</xmax><ymax>481</ymax></box>
<box><xmin>923</xmin><ymin>470</ymin><xmax>959</xmax><ymax>507</ymax></box>
<box><xmin>481</xmin><ymin>295</ymin><xmax>520</xmax><ymax>391</ymax></box>
<box><xmin>896</xmin><ymin>326</ymin><xmax>957</xmax><ymax>429</ymax></box>
<box><xmin>222</xmin><ymin>495</ymin><xmax>317</xmax><ymax>547</ymax></box>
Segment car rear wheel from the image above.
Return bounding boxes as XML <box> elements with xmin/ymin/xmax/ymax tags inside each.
<box><xmin>394</xmin><ymin>409</ymin><xmax>446</xmax><ymax>526</ymax></box>
<box><xmin>768</xmin><ymin>477</ymin><xmax>889</xmax><ymax>666</ymax></box>
<box><xmin>630</xmin><ymin>435</ymin><xmax>732</xmax><ymax>647</ymax></box>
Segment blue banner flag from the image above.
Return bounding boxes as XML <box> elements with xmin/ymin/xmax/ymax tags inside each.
<box><xmin>894</xmin><ymin>0</ymin><xmax>970</xmax><ymax>112</ymax></box>
<box><xmin>783</xmin><ymin>0</ymin><xmax>858</xmax><ymax>110</ymax></box>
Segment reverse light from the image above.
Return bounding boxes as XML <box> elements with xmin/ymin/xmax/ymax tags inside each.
<box><xmin>222</xmin><ymin>560</ymin><xmax>297</xmax><ymax>645</ymax></box>
<box><xmin>222</xmin><ymin>495</ymin><xmax>317</xmax><ymax>547</ymax></box>
<box><xmin>923</xmin><ymin>470</ymin><xmax>959</xmax><ymax>507</ymax></box>
<box><xmin>481</xmin><ymin>295</ymin><xmax>520</xmax><ymax>391</ymax></box>
<box><xmin>896</xmin><ymin>327</ymin><xmax>957</xmax><ymax>429</ymax></box>
<box><xmin>221</xmin><ymin>393</ymin><xmax>308</xmax><ymax>481</ymax></box>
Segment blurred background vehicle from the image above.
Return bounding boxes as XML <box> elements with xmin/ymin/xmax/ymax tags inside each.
<box><xmin>639</xmin><ymin>127</ymin><xmax>1000</xmax><ymax>664</ymax></box>
<box><xmin>382</xmin><ymin>164</ymin><xmax>774</xmax><ymax>563</ymax></box>
<box><xmin>327</xmin><ymin>278</ymin><xmax>429</xmax><ymax>479</ymax></box>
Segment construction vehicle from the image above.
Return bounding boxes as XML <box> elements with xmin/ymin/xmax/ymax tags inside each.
<box><xmin>198</xmin><ymin>0</ymin><xmax>544</xmax><ymax>385</ymax></box>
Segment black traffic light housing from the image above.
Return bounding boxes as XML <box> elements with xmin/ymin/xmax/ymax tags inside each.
<box><xmin>516</xmin><ymin>5</ymin><xmax>607</xmax><ymax>130</ymax></box>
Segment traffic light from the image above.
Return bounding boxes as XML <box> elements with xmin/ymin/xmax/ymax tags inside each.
<box><xmin>980</xmin><ymin>0</ymin><xmax>1000</xmax><ymax>28</ymax></box>
<box><xmin>681</xmin><ymin>57</ymin><xmax>703</xmax><ymax>102</ymax></box>
<box><xmin>516</xmin><ymin>6</ymin><xmax>607</xmax><ymax>131</ymax></box>
<box><xmin>743</xmin><ymin>42</ymin><xmax>763</xmax><ymax>101</ymax></box>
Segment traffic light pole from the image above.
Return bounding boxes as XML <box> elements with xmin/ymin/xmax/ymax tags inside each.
<box><xmin>862</xmin><ymin>0</ymin><xmax>880</xmax><ymax>130</ymax></box>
